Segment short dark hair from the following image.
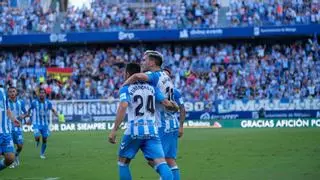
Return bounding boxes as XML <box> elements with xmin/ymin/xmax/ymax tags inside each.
<box><xmin>8</xmin><ymin>86</ymin><xmax>17</xmax><ymax>91</ymax></box>
<box><xmin>126</xmin><ymin>63</ymin><xmax>141</xmax><ymax>77</ymax></box>
<box><xmin>144</xmin><ymin>50</ymin><xmax>163</xmax><ymax>67</ymax></box>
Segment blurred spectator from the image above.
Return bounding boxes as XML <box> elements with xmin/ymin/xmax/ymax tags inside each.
<box><xmin>227</xmin><ymin>0</ymin><xmax>320</xmax><ymax>26</ymax></box>
<box><xmin>61</xmin><ymin>0</ymin><xmax>220</xmax><ymax>32</ymax></box>
<box><xmin>0</xmin><ymin>0</ymin><xmax>57</xmax><ymax>34</ymax></box>
<box><xmin>1</xmin><ymin>0</ymin><xmax>320</xmax><ymax>34</ymax></box>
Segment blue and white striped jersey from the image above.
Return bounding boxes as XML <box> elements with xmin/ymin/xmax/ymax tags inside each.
<box><xmin>0</xmin><ymin>88</ymin><xmax>10</xmax><ymax>134</ymax></box>
<box><xmin>8</xmin><ymin>99</ymin><xmax>27</xmax><ymax>132</ymax></box>
<box><xmin>146</xmin><ymin>70</ymin><xmax>179</xmax><ymax>132</ymax></box>
<box><xmin>119</xmin><ymin>83</ymin><xmax>165</xmax><ymax>138</ymax></box>
<box><xmin>29</xmin><ymin>99</ymin><xmax>53</xmax><ymax>126</ymax></box>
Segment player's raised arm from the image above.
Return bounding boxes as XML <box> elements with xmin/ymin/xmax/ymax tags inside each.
<box><xmin>123</xmin><ymin>50</ymin><xmax>162</xmax><ymax>86</ymax></box>
<box><xmin>122</xmin><ymin>72</ymin><xmax>150</xmax><ymax>86</ymax></box>
<box><xmin>108</xmin><ymin>87</ymin><xmax>130</xmax><ymax>144</ymax></box>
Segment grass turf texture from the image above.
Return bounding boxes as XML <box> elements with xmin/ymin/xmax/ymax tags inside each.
<box><xmin>1</xmin><ymin>128</ymin><xmax>320</xmax><ymax>180</ymax></box>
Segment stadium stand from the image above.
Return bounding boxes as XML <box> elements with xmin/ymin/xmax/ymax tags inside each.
<box><xmin>0</xmin><ymin>0</ymin><xmax>319</xmax><ymax>102</ymax></box>
<box><xmin>0</xmin><ymin>39</ymin><xmax>319</xmax><ymax>102</ymax></box>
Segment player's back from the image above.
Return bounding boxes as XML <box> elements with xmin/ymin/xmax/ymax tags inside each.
<box><xmin>121</xmin><ymin>82</ymin><xmax>158</xmax><ymax>138</ymax></box>
<box><xmin>146</xmin><ymin>71</ymin><xmax>179</xmax><ymax>131</ymax></box>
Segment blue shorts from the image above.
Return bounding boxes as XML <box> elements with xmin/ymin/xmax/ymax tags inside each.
<box><xmin>118</xmin><ymin>135</ymin><xmax>165</xmax><ymax>160</ymax></box>
<box><xmin>0</xmin><ymin>133</ymin><xmax>15</xmax><ymax>154</ymax></box>
<box><xmin>33</xmin><ymin>125</ymin><xmax>50</xmax><ymax>138</ymax></box>
<box><xmin>12</xmin><ymin>130</ymin><xmax>24</xmax><ymax>145</ymax></box>
<box><xmin>159</xmin><ymin>128</ymin><xmax>179</xmax><ymax>159</ymax></box>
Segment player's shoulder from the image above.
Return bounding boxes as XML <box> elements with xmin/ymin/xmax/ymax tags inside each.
<box><xmin>119</xmin><ymin>85</ymin><xmax>130</xmax><ymax>99</ymax></box>
<box><xmin>130</xmin><ymin>82</ymin><xmax>153</xmax><ymax>88</ymax></box>
<box><xmin>146</xmin><ymin>70</ymin><xmax>163</xmax><ymax>77</ymax></box>
<box><xmin>120</xmin><ymin>85</ymin><xmax>130</xmax><ymax>92</ymax></box>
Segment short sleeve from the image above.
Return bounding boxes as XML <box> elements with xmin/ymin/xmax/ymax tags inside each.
<box><xmin>145</xmin><ymin>71</ymin><xmax>158</xmax><ymax>86</ymax></box>
<box><xmin>119</xmin><ymin>86</ymin><xmax>130</xmax><ymax>103</ymax></box>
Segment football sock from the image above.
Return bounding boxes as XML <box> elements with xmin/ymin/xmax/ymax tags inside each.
<box><xmin>118</xmin><ymin>161</ymin><xmax>132</xmax><ymax>180</ymax></box>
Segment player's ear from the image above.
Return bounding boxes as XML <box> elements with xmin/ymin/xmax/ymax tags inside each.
<box><xmin>125</xmin><ymin>72</ymin><xmax>130</xmax><ymax>79</ymax></box>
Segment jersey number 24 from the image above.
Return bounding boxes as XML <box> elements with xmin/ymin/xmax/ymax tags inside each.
<box><xmin>134</xmin><ymin>95</ymin><xmax>155</xmax><ymax>116</ymax></box>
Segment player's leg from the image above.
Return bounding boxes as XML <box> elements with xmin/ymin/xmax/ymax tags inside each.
<box><xmin>33</xmin><ymin>125</ymin><xmax>41</xmax><ymax>147</ymax></box>
<box><xmin>0</xmin><ymin>153</ymin><xmax>15</xmax><ymax>171</ymax></box>
<box><xmin>143</xmin><ymin>137</ymin><xmax>173</xmax><ymax>180</ymax></box>
<box><xmin>118</xmin><ymin>157</ymin><xmax>132</xmax><ymax>180</ymax></box>
<box><xmin>40</xmin><ymin>137</ymin><xmax>47</xmax><ymax>158</ymax></box>
<box><xmin>13</xmin><ymin>131</ymin><xmax>24</xmax><ymax>166</ymax></box>
<box><xmin>117</xmin><ymin>135</ymin><xmax>139</xmax><ymax>180</ymax></box>
<box><xmin>165</xmin><ymin>131</ymin><xmax>180</xmax><ymax>180</ymax></box>
<box><xmin>40</xmin><ymin>126</ymin><xmax>50</xmax><ymax>158</ymax></box>
<box><xmin>0</xmin><ymin>134</ymin><xmax>15</xmax><ymax>171</ymax></box>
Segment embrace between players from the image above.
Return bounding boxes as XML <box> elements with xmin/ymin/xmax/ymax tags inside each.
<box><xmin>108</xmin><ymin>50</ymin><xmax>186</xmax><ymax>180</ymax></box>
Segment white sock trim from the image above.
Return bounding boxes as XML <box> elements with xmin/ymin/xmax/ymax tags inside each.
<box><xmin>118</xmin><ymin>161</ymin><xmax>128</xmax><ymax>167</ymax></box>
<box><xmin>154</xmin><ymin>162</ymin><xmax>167</xmax><ymax>171</ymax></box>
<box><xmin>171</xmin><ymin>166</ymin><xmax>179</xmax><ymax>170</ymax></box>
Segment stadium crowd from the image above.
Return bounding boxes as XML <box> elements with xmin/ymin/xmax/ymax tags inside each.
<box><xmin>60</xmin><ymin>0</ymin><xmax>220</xmax><ymax>31</ymax></box>
<box><xmin>0</xmin><ymin>0</ymin><xmax>57</xmax><ymax>35</ymax></box>
<box><xmin>227</xmin><ymin>0</ymin><xmax>320</xmax><ymax>26</ymax></box>
<box><xmin>1</xmin><ymin>0</ymin><xmax>319</xmax><ymax>34</ymax></box>
<box><xmin>0</xmin><ymin>39</ymin><xmax>319</xmax><ymax>101</ymax></box>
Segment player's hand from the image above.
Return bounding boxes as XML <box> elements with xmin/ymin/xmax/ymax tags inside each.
<box><xmin>166</xmin><ymin>101</ymin><xmax>179</xmax><ymax>112</ymax></box>
<box><xmin>178</xmin><ymin>127</ymin><xmax>184</xmax><ymax>138</ymax></box>
<box><xmin>108</xmin><ymin>130</ymin><xmax>117</xmax><ymax>144</ymax></box>
<box><xmin>13</xmin><ymin>119</ymin><xmax>21</xmax><ymax>127</ymax></box>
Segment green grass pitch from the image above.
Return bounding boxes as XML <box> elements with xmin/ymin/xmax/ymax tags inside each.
<box><xmin>1</xmin><ymin>128</ymin><xmax>320</xmax><ymax>180</ymax></box>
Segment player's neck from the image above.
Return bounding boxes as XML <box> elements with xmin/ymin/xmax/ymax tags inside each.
<box><xmin>9</xmin><ymin>98</ymin><xmax>17</xmax><ymax>102</ymax></box>
<box><xmin>39</xmin><ymin>98</ymin><xmax>45</xmax><ymax>102</ymax></box>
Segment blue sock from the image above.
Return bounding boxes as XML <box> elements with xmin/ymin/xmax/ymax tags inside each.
<box><xmin>171</xmin><ymin>166</ymin><xmax>180</xmax><ymax>180</ymax></box>
<box><xmin>0</xmin><ymin>159</ymin><xmax>7</xmax><ymax>171</ymax></box>
<box><xmin>118</xmin><ymin>162</ymin><xmax>132</xmax><ymax>180</ymax></box>
<box><xmin>155</xmin><ymin>162</ymin><xmax>173</xmax><ymax>180</ymax></box>
<box><xmin>41</xmin><ymin>143</ymin><xmax>47</xmax><ymax>155</ymax></box>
